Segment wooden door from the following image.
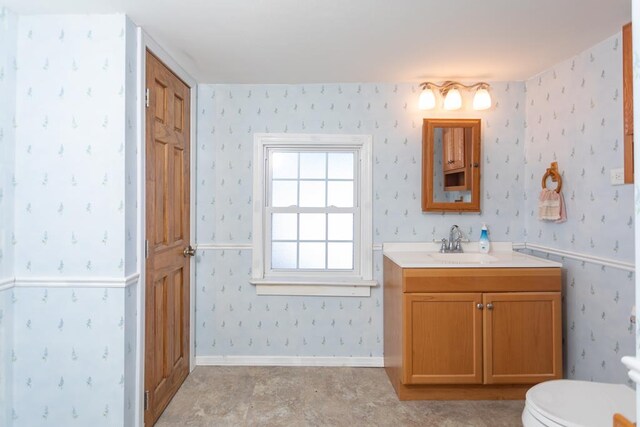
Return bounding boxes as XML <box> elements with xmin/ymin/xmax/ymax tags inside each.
<box><xmin>402</xmin><ymin>293</ymin><xmax>483</xmax><ymax>384</ymax></box>
<box><xmin>145</xmin><ymin>50</ymin><xmax>191</xmax><ymax>426</ymax></box>
<box><xmin>623</xmin><ymin>23</ymin><xmax>634</xmax><ymax>183</ymax></box>
<box><xmin>483</xmin><ymin>292</ymin><xmax>562</xmax><ymax>384</ymax></box>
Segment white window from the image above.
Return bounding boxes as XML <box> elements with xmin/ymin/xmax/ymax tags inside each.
<box><xmin>251</xmin><ymin>134</ymin><xmax>375</xmax><ymax>296</ymax></box>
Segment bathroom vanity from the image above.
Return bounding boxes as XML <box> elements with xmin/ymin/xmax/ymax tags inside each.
<box><xmin>383</xmin><ymin>243</ymin><xmax>562</xmax><ymax>400</ymax></box>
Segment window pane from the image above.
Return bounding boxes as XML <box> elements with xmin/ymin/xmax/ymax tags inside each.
<box><xmin>327</xmin><ymin>181</ymin><xmax>353</xmax><ymax>207</ymax></box>
<box><xmin>272</xmin><ymin>180</ymin><xmax>298</xmax><ymax>207</ymax></box>
<box><xmin>299</xmin><ymin>242</ymin><xmax>326</xmax><ymax>269</ymax></box>
<box><xmin>327</xmin><ymin>153</ymin><xmax>354</xmax><ymax>179</ymax></box>
<box><xmin>300</xmin><ymin>153</ymin><xmax>326</xmax><ymax>179</ymax></box>
<box><xmin>272</xmin><ymin>152</ymin><xmax>298</xmax><ymax>179</ymax></box>
<box><xmin>299</xmin><ymin>213</ymin><xmax>326</xmax><ymax>240</ymax></box>
<box><xmin>272</xmin><ymin>242</ymin><xmax>297</xmax><ymax>269</ymax></box>
<box><xmin>299</xmin><ymin>181</ymin><xmax>326</xmax><ymax>207</ymax></box>
<box><xmin>328</xmin><ymin>214</ymin><xmax>353</xmax><ymax>240</ymax></box>
<box><xmin>272</xmin><ymin>213</ymin><xmax>297</xmax><ymax>240</ymax></box>
<box><xmin>327</xmin><ymin>242</ymin><xmax>353</xmax><ymax>269</ymax></box>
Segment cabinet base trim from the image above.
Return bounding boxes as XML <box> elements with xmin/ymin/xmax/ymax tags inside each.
<box><xmin>393</xmin><ymin>383</ymin><xmax>529</xmax><ymax>401</ymax></box>
<box><xmin>385</xmin><ymin>367</ymin><xmax>530</xmax><ymax>400</ymax></box>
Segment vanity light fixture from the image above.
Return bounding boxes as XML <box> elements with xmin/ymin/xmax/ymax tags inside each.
<box><xmin>418</xmin><ymin>81</ymin><xmax>492</xmax><ymax>111</ymax></box>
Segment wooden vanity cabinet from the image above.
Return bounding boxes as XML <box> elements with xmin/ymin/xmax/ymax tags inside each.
<box><xmin>384</xmin><ymin>258</ymin><xmax>562</xmax><ymax>400</ymax></box>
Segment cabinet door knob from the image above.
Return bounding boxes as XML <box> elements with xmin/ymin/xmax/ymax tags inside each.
<box><xmin>486</xmin><ymin>303</ymin><xmax>494</xmax><ymax>310</ymax></box>
<box><xmin>476</xmin><ymin>303</ymin><xmax>484</xmax><ymax>310</ymax></box>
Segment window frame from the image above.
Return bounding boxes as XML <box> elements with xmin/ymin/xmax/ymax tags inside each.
<box><xmin>251</xmin><ymin>133</ymin><xmax>375</xmax><ymax>296</ymax></box>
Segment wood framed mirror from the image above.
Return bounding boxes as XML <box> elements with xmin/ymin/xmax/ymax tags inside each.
<box><xmin>422</xmin><ymin>118</ymin><xmax>481</xmax><ymax>212</ymax></box>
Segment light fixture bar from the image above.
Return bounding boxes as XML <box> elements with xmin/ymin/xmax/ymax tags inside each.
<box><xmin>418</xmin><ymin>81</ymin><xmax>492</xmax><ymax>111</ymax></box>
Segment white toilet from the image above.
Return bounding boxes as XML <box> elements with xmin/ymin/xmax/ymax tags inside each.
<box><xmin>522</xmin><ymin>380</ymin><xmax>636</xmax><ymax>427</ymax></box>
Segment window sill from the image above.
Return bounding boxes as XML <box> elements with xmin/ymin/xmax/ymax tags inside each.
<box><xmin>250</xmin><ymin>278</ymin><xmax>377</xmax><ymax>297</ymax></box>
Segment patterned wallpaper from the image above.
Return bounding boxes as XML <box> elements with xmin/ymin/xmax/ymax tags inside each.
<box><xmin>14</xmin><ymin>14</ymin><xmax>128</xmax><ymax>278</ymax></box>
<box><xmin>525</xmin><ymin>249</ymin><xmax>635</xmax><ymax>386</ymax></box>
<box><xmin>195</xmin><ymin>82</ymin><xmax>526</xmax><ymax>358</ymax></box>
<box><xmin>0</xmin><ymin>7</ymin><xmax>17</xmax><ymax>282</ymax></box>
<box><xmin>524</xmin><ymin>32</ymin><xmax>634</xmax><ymax>262</ymax></box>
<box><xmin>524</xmin><ymin>32</ymin><xmax>635</xmax><ymax>384</ymax></box>
<box><xmin>0</xmin><ymin>7</ymin><xmax>18</xmax><ymax>427</ymax></box>
<box><xmin>11</xmin><ymin>287</ymin><xmax>127</xmax><ymax>426</ymax></box>
<box><xmin>124</xmin><ymin>18</ymin><xmax>138</xmax><ymax>278</ymax></box>
<box><xmin>1</xmin><ymin>13</ymin><xmax>139</xmax><ymax>427</ymax></box>
<box><xmin>123</xmin><ymin>17</ymin><xmax>139</xmax><ymax>427</ymax></box>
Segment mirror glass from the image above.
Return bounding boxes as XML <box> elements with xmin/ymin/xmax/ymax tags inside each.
<box><xmin>422</xmin><ymin>119</ymin><xmax>481</xmax><ymax>212</ymax></box>
<box><xmin>432</xmin><ymin>127</ymin><xmax>472</xmax><ymax>203</ymax></box>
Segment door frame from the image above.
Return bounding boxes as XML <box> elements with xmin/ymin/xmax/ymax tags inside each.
<box><xmin>136</xmin><ymin>28</ymin><xmax>197</xmax><ymax>427</ymax></box>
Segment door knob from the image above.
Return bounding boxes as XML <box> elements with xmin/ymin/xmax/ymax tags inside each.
<box><xmin>486</xmin><ymin>303</ymin><xmax>494</xmax><ymax>310</ymax></box>
<box><xmin>476</xmin><ymin>303</ymin><xmax>484</xmax><ymax>310</ymax></box>
<box><xmin>183</xmin><ymin>245</ymin><xmax>196</xmax><ymax>257</ymax></box>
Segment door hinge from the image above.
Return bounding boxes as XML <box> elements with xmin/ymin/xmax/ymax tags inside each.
<box><xmin>144</xmin><ymin>390</ymin><xmax>149</xmax><ymax>410</ymax></box>
<box><xmin>145</xmin><ymin>88</ymin><xmax>150</xmax><ymax>108</ymax></box>
<box><xmin>145</xmin><ymin>239</ymin><xmax>149</xmax><ymax>259</ymax></box>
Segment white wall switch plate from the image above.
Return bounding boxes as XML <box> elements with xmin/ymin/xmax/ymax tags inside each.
<box><xmin>610</xmin><ymin>168</ymin><xmax>625</xmax><ymax>185</ymax></box>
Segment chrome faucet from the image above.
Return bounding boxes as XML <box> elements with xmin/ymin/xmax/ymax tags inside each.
<box><xmin>439</xmin><ymin>225</ymin><xmax>464</xmax><ymax>253</ymax></box>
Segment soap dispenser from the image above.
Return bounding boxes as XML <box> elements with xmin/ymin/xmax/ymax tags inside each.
<box><xmin>479</xmin><ymin>224</ymin><xmax>490</xmax><ymax>254</ymax></box>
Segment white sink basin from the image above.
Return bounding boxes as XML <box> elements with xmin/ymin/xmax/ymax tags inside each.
<box><xmin>429</xmin><ymin>253</ymin><xmax>499</xmax><ymax>264</ymax></box>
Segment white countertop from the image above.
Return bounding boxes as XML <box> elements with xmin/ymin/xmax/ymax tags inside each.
<box><xmin>383</xmin><ymin>242</ymin><xmax>562</xmax><ymax>269</ymax></box>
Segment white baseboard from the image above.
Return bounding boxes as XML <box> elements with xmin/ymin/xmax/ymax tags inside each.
<box><xmin>195</xmin><ymin>355</ymin><xmax>384</xmax><ymax>367</ymax></box>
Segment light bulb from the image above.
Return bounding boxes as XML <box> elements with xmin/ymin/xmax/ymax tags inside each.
<box><xmin>473</xmin><ymin>87</ymin><xmax>492</xmax><ymax>110</ymax></box>
<box><xmin>443</xmin><ymin>88</ymin><xmax>462</xmax><ymax>110</ymax></box>
<box><xmin>418</xmin><ymin>88</ymin><xmax>436</xmax><ymax>110</ymax></box>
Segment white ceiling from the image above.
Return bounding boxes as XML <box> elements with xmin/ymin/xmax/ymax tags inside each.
<box><xmin>2</xmin><ymin>0</ymin><xmax>631</xmax><ymax>84</ymax></box>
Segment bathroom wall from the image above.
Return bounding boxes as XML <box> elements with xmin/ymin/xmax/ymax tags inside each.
<box><xmin>0</xmin><ymin>7</ymin><xmax>18</xmax><ymax>426</ymax></box>
<box><xmin>195</xmin><ymin>82</ymin><xmax>526</xmax><ymax>359</ymax></box>
<box><xmin>7</xmin><ymin>14</ymin><xmax>138</xmax><ymax>426</ymax></box>
<box><xmin>13</xmin><ymin>14</ymin><xmax>128</xmax><ymax>277</ymax></box>
<box><xmin>123</xmin><ymin>16</ymin><xmax>139</xmax><ymax>426</ymax></box>
<box><xmin>633</xmin><ymin>2</ymin><xmax>640</xmax><ymax>416</ymax></box>
<box><xmin>524</xmin><ymin>32</ymin><xmax>635</xmax><ymax>384</ymax></box>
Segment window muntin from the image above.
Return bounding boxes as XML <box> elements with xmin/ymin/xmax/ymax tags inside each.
<box><xmin>266</xmin><ymin>149</ymin><xmax>359</xmax><ymax>273</ymax></box>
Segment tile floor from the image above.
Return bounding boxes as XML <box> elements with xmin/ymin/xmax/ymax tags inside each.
<box><xmin>156</xmin><ymin>366</ymin><xmax>524</xmax><ymax>426</ymax></box>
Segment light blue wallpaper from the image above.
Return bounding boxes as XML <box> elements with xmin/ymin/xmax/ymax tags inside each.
<box><xmin>123</xmin><ymin>17</ymin><xmax>139</xmax><ymax>427</ymax></box>
<box><xmin>11</xmin><ymin>287</ymin><xmax>127</xmax><ymax>426</ymax></box>
<box><xmin>525</xmin><ymin>32</ymin><xmax>633</xmax><ymax>262</ymax></box>
<box><xmin>195</xmin><ymin>82</ymin><xmax>526</xmax><ymax>358</ymax></box>
<box><xmin>525</xmin><ymin>250</ymin><xmax>635</xmax><ymax>386</ymax></box>
<box><xmin>2</xmin><ymin>13</ymin><xmax>140</xmax><ymax>427</ymax></box>
<box><xmin>0</xmin><ymin>7</ymin><xmax>18</xmax><ymax>427</ymax></box>
<box><xmin>14</xmin><ymin>14</ymin><xmax>128</xmax><ymax>278</ymax></box>
<box><xmin>524</xmin><ymin>32</ymin><xmax>635</xmax><ymax>385</ymax></box>
<box><xmin>195</xmin><ymin>249</ymin><xmax>385</xmax><ymax>356</ymax></box>
<box><xmin>124</xmin><ymin>18</ymin><xmax>138</xmax><ymax>278</ymax></box>
<box><xmin>0</xmin><ymin>290</ymin><xmax>12</xmax><ymax>427</ymax></box>
<box><xmin>0</xmin><ymin>7</ymin><xmax>17</xmax><ymax>282</ymax></box>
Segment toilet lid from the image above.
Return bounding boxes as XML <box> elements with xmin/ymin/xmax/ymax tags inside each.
<box><xmin>526</xmin><ymin>380</ymin><xmax>636</xmax><ymax>427</ymax></box>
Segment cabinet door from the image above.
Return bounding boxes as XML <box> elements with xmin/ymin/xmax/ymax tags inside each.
<box><xmin>451</xmin><ymin>128</ymin><xmax>465</xmax><ymax>170</ymax></box>
<box><xmin>442</xmin><ymin>128</ymin><xmax>465</xmax><ymax>171</ymax></box>
<box><xmin>403</xmin><ymin>293</ymin><xmax>483</xmax><ymax>384</ymax></box>
<box><xmin>483</xmin><ymin>292</ymin><xmax>562</xmax><ymax>384</ymax></box>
